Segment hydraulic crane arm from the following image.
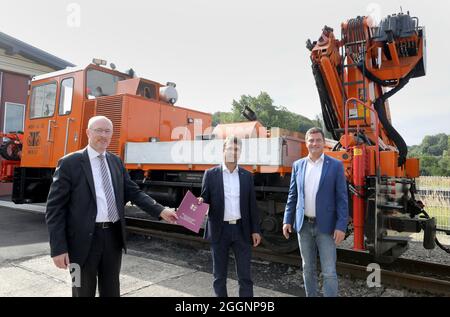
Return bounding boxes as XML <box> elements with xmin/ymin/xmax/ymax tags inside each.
<box><xmin>307</xmin><ymin>12</ymin><xmax>426</xmax><ymax>166</ymax></box>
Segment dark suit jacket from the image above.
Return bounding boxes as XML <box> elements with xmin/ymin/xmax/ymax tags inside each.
<box><xmin>45</xmin><ymin>147</ymin><xmax>165</xmax><ymax>267</ymax></box>
<box><xmin>200</xmin><ymin>165</ymin><xmax>261</xmax><ymax>244</ymax></box>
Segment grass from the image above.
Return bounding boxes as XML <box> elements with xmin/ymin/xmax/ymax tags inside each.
<box><xmin>415</xmin><ymin>191</ymin><xmax>450</xmax><ymax>230</ymax></box>
<box><xmin>423</xmin><ymin>206</ymin><xmax>450</xmax><ymax>229</ymax></box>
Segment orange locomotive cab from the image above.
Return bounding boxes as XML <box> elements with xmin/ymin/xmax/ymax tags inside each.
<box><xmin>20</xmin><ymin>64</ymin><xmax>211</xmax><ymax>168</ymax></box>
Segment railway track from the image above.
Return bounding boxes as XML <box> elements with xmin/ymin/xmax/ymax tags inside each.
<box><xmin>125</xmin><ymin>216</ymin><xmax>450</xmax><ymax>296</ymax></box>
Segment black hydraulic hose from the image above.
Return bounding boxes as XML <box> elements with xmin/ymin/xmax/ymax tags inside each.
<box><xmin>357</xmin><ymin>63</ymin><xmax>418</xmax><ymax>166</ymax></box>
<box><xmin>332</xmin><ymin>142</ymin><xmax>342</xmax><ymax>151</ymax></box>
<box><xmin>311</xmin><ymin>63</ymin><xmax>340</xmax><ymax>140</ymax></box>
<box><xmin>373</xmin><ymin>69</ymin><xmax>415</xmax><ymax>166</ymax></box>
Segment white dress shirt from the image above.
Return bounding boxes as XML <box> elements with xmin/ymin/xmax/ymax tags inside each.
<box><xmin>87</xmin><ymin>145</ymin><xmax>118</xmax><ymax>222</ymax></box>
<box><xmin>222</xmin><ymin>163</ymin><xmax>241</xmax><ymax>221</ymax></box>
<box><xmin>304</xmin><ymin>153</ymin><xmax>324</xmax><ymax>218</ymax></box>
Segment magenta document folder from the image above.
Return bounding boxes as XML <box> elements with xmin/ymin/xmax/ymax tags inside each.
<box><xmin>176</xmin><ymin>190</ymin><xmax>209</xmax><ymax>233</ymax></box>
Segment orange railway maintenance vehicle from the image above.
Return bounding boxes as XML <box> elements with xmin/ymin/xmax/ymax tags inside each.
<box><xmin>307</xmin><ymin>10</ymin><xmax>449</xmax><ymax>261</ymax></box>
<box><xmin>6</xmin><ymin>10</ymin><xmax>448</xmax><ymax>262</ymax></box>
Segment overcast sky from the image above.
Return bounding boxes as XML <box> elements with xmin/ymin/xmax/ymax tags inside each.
<box><xmin>1</xmin><ymin>0</ymin><xmax>448</xmax><ymax>145</ymax></box>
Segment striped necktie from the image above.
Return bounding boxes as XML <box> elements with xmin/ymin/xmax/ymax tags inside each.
<box><xmin>98</xmin><ymin>154</ymin><xmax>120</xmax><ymax>223</ymax></box>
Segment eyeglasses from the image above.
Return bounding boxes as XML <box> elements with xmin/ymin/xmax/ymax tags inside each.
<box><xmin>90</xmin><ymin>128</ymin><xmax>113</xmax><ymax>135</ymax></box>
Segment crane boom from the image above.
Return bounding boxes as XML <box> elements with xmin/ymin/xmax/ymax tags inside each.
<box><xmin>307</xmin><ymin>11</ymin><xmax>439</xmax><ymax>262</ymax></box>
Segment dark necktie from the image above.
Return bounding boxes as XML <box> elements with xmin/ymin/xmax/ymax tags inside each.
<box><xmin>98</xmin><ymin>154</ymin><xmax>119</xmax><ymax>222</ymax></box>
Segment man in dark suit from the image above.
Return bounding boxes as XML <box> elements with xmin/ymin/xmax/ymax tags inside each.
<box><xmin>198</xmin><ymin>136</ymin><xmax>261</xmax><ymax>297</ymax></box>
<box><xmin>46</xmin><ymin>115</ymin><xmax>178</xmax><ymax>297</ymax></box>
<box><xmin>283</xmin><ymin>127</ymin><xmax>348</xmax><ymax>297</ymax></box>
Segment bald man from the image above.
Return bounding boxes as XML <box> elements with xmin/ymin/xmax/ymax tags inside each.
<box><xmin>46</xmin><ymin>115</ymin><xmax>178</xmax><ymax>297</ymax></box>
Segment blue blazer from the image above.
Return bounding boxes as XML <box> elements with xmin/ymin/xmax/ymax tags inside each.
<box><xmin>200</xmin><ymin>165</ymin><xmax>261</xmax><ymax>244</ymax></box>
<box><xmin>283</xmin><ymin>155</ymin><xmax>349</xmax><ymax>234</ymax></box>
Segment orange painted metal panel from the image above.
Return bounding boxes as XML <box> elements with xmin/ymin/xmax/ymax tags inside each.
<box><xmin>405</xmin><ymin>158</ymin><xmax>420</xmax><ymax>178</ymax></box>
<box><xmin>123</xmin><ymin>95</ymin><xmax>161</xmax><ymax>142</ymax></box>
<box><xmin>379</xmin><ymin>151</ymin><xmax>408</xmax><ymax>178</ymax></box>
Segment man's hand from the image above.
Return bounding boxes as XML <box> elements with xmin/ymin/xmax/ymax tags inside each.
<box><xmin>197</xmin><ymin>197</ymin><xmax>209</xmax><ymax>215</ymax></box>
<box><xmin>52</xmin><ymin>253</ymin><xmax>70</xmax><ymax>269</ymax></box>
<box><xmin>252</xmin><ymin>233</ymin><xmax>261</xmax><ymax>247</ymax></box>
<box><xmin>282</xmin><ymin>224</ymin><xmax>292</xmax><ymax>239</ymax></box>
<box><xmin>333</xmin><ymin>230</ymin><xmax>345</xmax><ymax>245</ymax></box>
<box><xmin>160</xmin><ymin>208</ymin><xmax>178</xmax><ymax>224</ymax></box>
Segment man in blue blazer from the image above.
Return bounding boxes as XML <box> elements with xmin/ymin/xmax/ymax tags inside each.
<box><xmin>283</xmin><ymin>127</ymin><xmax>348</xmax><ymax>297</ymax></box>
<box><xmin>199</xmin><ymin>136</ymin><xmax>261</xmax><ymax>297</ymax></box>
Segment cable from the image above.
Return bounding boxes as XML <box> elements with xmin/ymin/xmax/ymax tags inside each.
<box><xmin>311</xmin><ymin>64</ymin><xmax>340</xmax><ymax>140</ymax></box>
<box><xmin>332</xmin><ymin>142</ymin><xmax>342</xmax><ymax>151</ymax></box>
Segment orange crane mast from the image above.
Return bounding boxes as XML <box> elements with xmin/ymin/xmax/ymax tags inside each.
<box><xmin>306</xmin><ymin>11</ymin><xmax>442</xmax><ymax>261</ymax></box>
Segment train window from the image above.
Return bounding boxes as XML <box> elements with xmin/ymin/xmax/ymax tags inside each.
<box><xmin>4</xmin><ymin>102</ymin><xmax>25</xmax><ymax>133</ymax></box>
<box><xmin>59</xmin><ymin>78</ymin><xmax>74</xmax><ymax>115</ymax></box>
<box><xmin>86</xmin><ymin>69</ymin><xmax>125</xmax><ymax>98</ymax></box>
<box><xmin>29</xmin><ymin>83</ymin><xmax>57</xmax><ymax>119</ymax></box>
<box><xmin>138</xmin><ymin>82</ymin><xmax>156</xmax><ymax>99</ymax></box>
<box><xmin>144</xmin><ymin>87</ymin><xmax>152</xmax><ymax>98</ymax></box>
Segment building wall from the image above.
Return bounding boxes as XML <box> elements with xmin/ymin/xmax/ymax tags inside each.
<box><xmin>0</xmin><ymin>47</ymin><xmax>55</xmax><ymax>77</ymax></box>
<box><xmin>0</xmin><ymin>71</ymin><xmax>30</xmax><ymax>132</ymax></box>
<box><xmin>0</xmin><ymin>47</ymin><xmax>65</xmax><ymax>133</ymax></box>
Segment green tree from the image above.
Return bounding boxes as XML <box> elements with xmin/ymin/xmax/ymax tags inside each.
<box><xmin>211</xmin><ymin>111</ymin><xmax>234</xmax><ymax>126</ymax></box>
<box><xmin>419</xmin><ymin>156</ymin><xmax>439</xmax><ymax>176</ymax></box>
<box><xmin>438</xmin><ymin>156</ymin><xmax>450</xmax><ymax>176</ymax></box>
<box><xmin>420</xmin><ymin>133</ymin><xmax>448</xmax><ymax>156</ymax></box>
<box><xmin>226</xmin><ymin>92</ymin><xmax>317</xmax><ymax>133</ymax></box>
<box><xmin>408</xmin><ymin>144</ymin><xmax>421</xmax><ymax>158</ymax></box>
<box><xmin>409</xmin><ymin>133</ymin><xmax>450</xmax><ymax>176</ymax></box>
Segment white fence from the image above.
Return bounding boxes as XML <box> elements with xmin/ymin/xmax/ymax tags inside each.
<box><xmin>416</xmin><ymin>176</ymin><xmax>450</xmax><ymax>234</ymax></box>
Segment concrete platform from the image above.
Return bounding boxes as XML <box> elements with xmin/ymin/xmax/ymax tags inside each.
<box><xmin>0</xmin><ymin>253</ymin><xmax>291</xmax><ymax>297</ymax></box>
<box><xmin>0</xmin><ymin>199</ymin><xmax>46</xmax><ymax>214</ymax></box>
<box><xmin>0</xmin><ymin>207</ymin><xmax>292</xmax><ymax>297</ymax></box>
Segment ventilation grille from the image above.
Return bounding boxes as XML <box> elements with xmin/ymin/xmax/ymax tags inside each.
<box><xmin>96</xmin><ymin>96</ymin><xmax>123</xmax><ymax>155</ymax></box>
